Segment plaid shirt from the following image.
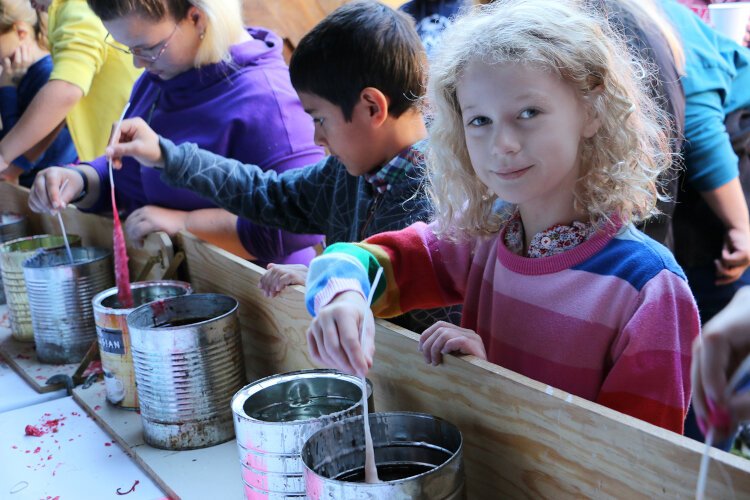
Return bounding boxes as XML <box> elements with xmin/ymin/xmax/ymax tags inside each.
<box><xmin>364</xmin><ymin>139</ymin><xmax>427</xmax><ymax>193</ymax></box>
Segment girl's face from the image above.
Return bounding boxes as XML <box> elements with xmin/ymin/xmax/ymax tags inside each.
<box><xmin>103</xmin><ymin>9</ymin><xmax>205</xmax><ymax>80</ymax></box>
<box><xmin>457</xmin><ymin>61</ymin><xmax>600</xmax><ymax>216</ymax></box>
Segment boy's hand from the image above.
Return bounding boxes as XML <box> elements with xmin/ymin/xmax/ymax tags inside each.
<box><xmin>28</xmin><ymin>167</ymin><xmax>85</xmax><ymax>214</ymax></box>
<box><xmin>106</xmin><ymin>117</ymin><xmax>164</xmax><ymax>169</ymax></box>
<box><xmin>259</xmin><ymin>263</ymin><xmax>308</xmax><ymax>297</ymax></box>
<box><xmin>307</xmin><ymin>291</ymin><xmax>374</xmax><ymax>377</ymax></box>
<box><xmin>692</xmin><ymin>286</ymin><xmax>750</xmax><ymax>440</ymax></box>
<box><xmin>419</xmin><ymin>321</ymin><xmax>487</xmax><ymax>366</ymax></box>
<box><xmin>124</xmin><ymin>205</ymin><xmax>188</xmax><ymax>246</ymax></box>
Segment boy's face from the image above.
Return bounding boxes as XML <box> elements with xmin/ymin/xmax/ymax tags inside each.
<box><xmin>298</xmin><ymin>92</ymin><xmax>381</xmax><ymax>176</ymax></box>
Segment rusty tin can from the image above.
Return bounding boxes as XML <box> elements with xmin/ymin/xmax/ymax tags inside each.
<box><xmin>23</xmin><ymin>247</ymin><xmax>114</xmax><ymax>363</ymax></box>
<box><xmin>302</xmin><ymin>412</ymin><xmax>465</xmax><ymax>500</ymax></box>
<box><xmin>92</xmin><ymin>280</ymin><xmax>192</xmax><ymax>409</ymax></box>
<box><xmin>127</xmin><ymin>293</ymin><xmax>245</xmax><ymax>450</ymax></box>
<box><xmin>0</xmin><ymin>234</ymin><xmax>82</xmax><ymax>342</ymax></box>
<box><xmin>0</xmin><ymin>213</ymin><xmax>27</xmax><ymax>305</ymax></box>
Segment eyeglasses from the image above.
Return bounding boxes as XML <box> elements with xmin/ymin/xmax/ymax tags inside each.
<box><xmin>105</xmin><ymin>24</ymin><xmax>179</xmax><ymax>63</ymax></box>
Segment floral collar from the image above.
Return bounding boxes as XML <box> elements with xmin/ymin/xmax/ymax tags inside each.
<box><xmin>503</xmin><ymin>212</ymin><xmax>596</xmax><ymax>258</ymax></box>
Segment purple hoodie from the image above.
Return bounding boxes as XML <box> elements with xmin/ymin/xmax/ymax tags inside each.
<box><xmin>86</xmin><ymin>27</ymin><xmax>324</xmax><ymax>265</ymax></box>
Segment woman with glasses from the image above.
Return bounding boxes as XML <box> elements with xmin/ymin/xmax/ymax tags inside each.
<box><xmin>28</xmin><ymin>0</ymin><xmax>324</xmax><ymax>265</ymax></box>
<box><xmin>0</xmin><ymin>0</ymin><xmax>139</xmax><ymax>182</ymax></box>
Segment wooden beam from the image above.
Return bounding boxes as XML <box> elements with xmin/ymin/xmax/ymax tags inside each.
<box><xmin>178</xmin><ymin>230</ymin><xmax>750</xmax><ymax>498</ymax></box>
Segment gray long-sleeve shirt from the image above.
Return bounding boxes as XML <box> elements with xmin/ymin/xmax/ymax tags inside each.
<box><xmin>157</xmin><ymin>137</ymin><xmax>462</xmax><ymax>330</ymax></box>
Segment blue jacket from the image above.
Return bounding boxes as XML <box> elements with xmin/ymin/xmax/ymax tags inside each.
<box><xmin>660</xmin><ymin>0</ymin><xmax>750</xmax><ymax>191</ymax></box>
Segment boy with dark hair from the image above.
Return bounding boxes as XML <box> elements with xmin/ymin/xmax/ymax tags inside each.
<box><xmin>92</xmin><ymin>0</ymin><xmax>461</xmax><ymax>331</ymax></box>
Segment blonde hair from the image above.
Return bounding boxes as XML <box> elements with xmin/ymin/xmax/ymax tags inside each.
<box><xmin>0</xmin><ymin>0</ymin><xmax>46</xmax><ymax>47</ymax></box>
<box><xmin>190</xmin><ymin>0</ymin><xmax>245</xmax><ymax>67</ymax></box>
<box><xmin>427</xmin><ymin>0</ymin><xmax>671</xmax><ymax>240</ymax></box>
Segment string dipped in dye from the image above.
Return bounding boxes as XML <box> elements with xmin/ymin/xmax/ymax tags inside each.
<box><xmin>109</xmin><ymin>102</ymin><xmax>133</xmax><ymax>308</ymax></box>
<box><xmin>56</xmin><ymin>179</ymin><xmax>74</xmax><ymax>265</ymax></box>
<box><xmin>360</xmin><ymin>267</ymin><xmax>383</xmax><ymax>484</ymax></box>
<box><xmin>695</xmin><ymin>353</ymin><xmax>750</xmax><ymax>500</ymax></box>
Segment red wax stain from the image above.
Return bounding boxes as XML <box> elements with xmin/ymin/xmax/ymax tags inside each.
<box><xmin>104</xmin><ymin>442</ymin><xmax>112</xmax><ymax>447</ymax></box>
<box><xmin>150</xmin><ymin>299</ymin><xmax>167</xmax><ymax>317</ymax></box>
<box><xmin>112</xmin><ymin>190</ymin><xmax>133</xmax><ymax>308</ymax></box>
<box><xmin>35</xmin><ymin>376</ymin><xmax>46</xmax><ymax>380</ymax></box>
<box><xmin>44</xmin><ymin>417</ymin><xmax>65</xmax><ymax>433</ymax></box>
<box><xmin>11</xmin><ymin>445</ymin><xmax>17</xmax><ymax>449</ymax></box>
<box><xmin>33</xmin><ymin>447</ymin><xmax>41</xmax><ymax>454</ymax></box>
<box><xmin>83</xmin><ymin>360</ymin><xmax>103</xmax><ymax>377</ymax></box>
<box><xmin>25</xmin><ymin>450</ymin><xmax>30</xmax><ymax>454</ymax></box>
<box><xmin>25</xmin><ymin>425</ymin><xmax>44</xmax><ymax>437</ymax></box>
<box><xmin>116</xmin><ymin>479</ymin><xmax>139</xmax><ymax>495</ymax></box>
<box><xmin>47</xmin><ymin>455</ymin><xmax>52</xmax><ymax>460</ymax></box>
<box><xmin>71</xmin><ymin>411</ymin><xmax>80</xmax><ymax>416</ymax></box>
<box><xmin>94</xmin><ymin>405</ymin><xmax>102</xmax><ymax>411</ymax></box>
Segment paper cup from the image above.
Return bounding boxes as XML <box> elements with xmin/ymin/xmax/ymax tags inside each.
<box><xmin>709</xmin><ymin>3</ymin><xmax>750</xmax><ymax>46</ymax></box>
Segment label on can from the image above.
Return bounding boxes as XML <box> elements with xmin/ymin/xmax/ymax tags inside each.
<box><xmin>97</xmin><ymin>327</ymin><xmax>125</xmax><ymax>354</ymax></box>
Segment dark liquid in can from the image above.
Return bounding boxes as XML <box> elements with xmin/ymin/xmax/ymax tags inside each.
<box><xmin>154</xmin><ymin>317</ymin><xmax>211</xmax><ymax>327</ymax></box>
<box><xmin>335</xmin><ymin>462</ymin><xmax>434</xmax><ymax>482</ymax></box>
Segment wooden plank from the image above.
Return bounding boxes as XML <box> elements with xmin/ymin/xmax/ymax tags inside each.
<box><xmin>178</xmin><ymin>231</ymin><xmax>750</xmax><ymax>499</ymax></box>
<box><xmin>72</xmin><ymin>381</ymin><xmax>242</xmax><ymax>500</ymax></box>
<box><xmin>0</xmin><ymin>395</ymin><xmax>163</xmax><ymax>499</ymax></box>
<box><xmin>0</xmin><ymin>305</ymin><xmax>78</xmax><ymax>393</ymax></box>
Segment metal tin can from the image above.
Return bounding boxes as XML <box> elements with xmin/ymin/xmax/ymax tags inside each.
<box><xmin>0</xmin><ymin>213</ymin><xmax>27</xmax><ymax>304</ymax></box>
<box><xmin>127</xmin><ymin>293</ymin><xmax>245</xmax><ymax>450</ymax></box>
<box><xmin>23</xmin><ymin>247</ymin><xmax>113</xmax><ymax>363</ymax></box>
<box><xmin>92</xmin><ymin>281</ymin><xmax>193</xmax><ymax>410</ymax></box>
<box><xmin>302</xmin><ymin>412</ymin><xmax>465</xmax><ymax>500</ymax></box>
<box><xmin>231</xmin><ymin>369</ymin><xmax>373</xmax><ymax>499</ymax></box>
<box><xmin>0</xmin><ymin>234</ymin><xmax>82</xmax><ymax>341</ymax></box>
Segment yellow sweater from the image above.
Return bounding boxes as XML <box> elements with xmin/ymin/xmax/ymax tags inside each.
<box><xmin>47</xmin><ymin>0</ymin><xmax>141</xmax><ymax>161</ymax></box>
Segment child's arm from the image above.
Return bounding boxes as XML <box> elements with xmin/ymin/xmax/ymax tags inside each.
<box><xmin>596</xmin><ymin>270</ymin><xmax>700</xmax><ymax>434</ymax></box>
<box><xmin>304</xmin><ymin>225</ymin><xmax>471</xmax><ymax>374</ymax></box>
<box><xmin>0</xmin><ymin>80</ymin><xmax>81</xmax><ymax>173</ymax></box>
<box><xmin>108</xmin><ymin>118</ymin><xmax>336</xmax><ymax>237</ymax></box>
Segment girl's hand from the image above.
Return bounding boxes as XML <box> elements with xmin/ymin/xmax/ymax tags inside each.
<box><xmin>28</xmin><ymin>167</ymin><xmax>85</xmax><ymax>214</ymax></box>
<box><xmin>419</xmin><ymin>321</ymin><xmax>487</xmax><ymax>366</ymax></box>
<box><xmin>692</xmin><ymin>287</ymin><xmax>750</xmax><ymax>440</ymax></box>
<box><xmin>306</xmin><ymin>291</ymin><xmax>374</xmax><ymax>377</ymax></box>
<box><xmin>106</xmin><ymin>117</ymin><xmax>164</xmax><ymax>169</ymax></box>
<box><xmin>124</xmin><ymin>205</ymin><xmax>188</xmax><ymax>246</ymax></box>
<box><xmin>0</xmin><ymin>45</ymin><xmax>33</xmax><ymax>87</ymax></box>
<box><xmin>259</xmin><ymin>263</ymin><xmax>308</xmax><ymax>297</ymax></box>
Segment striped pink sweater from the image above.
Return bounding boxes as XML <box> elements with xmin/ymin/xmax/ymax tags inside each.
<box><xmin>307</xmin><ymin>221</ymin><xmax>701</xmax><ymax>433</ymax></box>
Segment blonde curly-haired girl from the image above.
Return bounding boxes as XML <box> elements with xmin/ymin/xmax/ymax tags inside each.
<box><xmin>304</xmin><ymin>0</ymin><xmax>700</xmax><ymax>434</ymax></box>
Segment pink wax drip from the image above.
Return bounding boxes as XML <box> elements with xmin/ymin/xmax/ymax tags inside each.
<box><xmin>111</xmin><ymin>187</ymin><xmax>133</xmax><ymax>308</ymax></box>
